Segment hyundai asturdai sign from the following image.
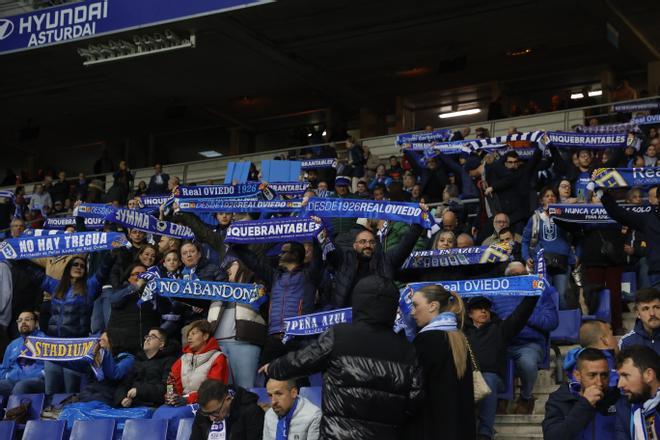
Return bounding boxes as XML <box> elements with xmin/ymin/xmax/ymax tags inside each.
<box><xmin>0</xmin><ymin>0</ymin><xmax>271</xmax><ymax>55</ymax></box>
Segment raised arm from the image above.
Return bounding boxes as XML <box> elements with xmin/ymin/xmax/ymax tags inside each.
<box><xmin>268</xmin><ymin>327</ymin><xmax>335</xmax><ymax>378</ymax></box>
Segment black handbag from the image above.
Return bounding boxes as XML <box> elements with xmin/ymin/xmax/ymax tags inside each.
<box><xmin>544</xmin><ymin>252</ymin><xmax>569</xmax><ymax>276</ymax></box>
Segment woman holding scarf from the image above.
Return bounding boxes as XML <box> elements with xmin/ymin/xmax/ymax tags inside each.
<box><xmin>405</xmin><ymin>285</ymin><xmax>475</xmax><ymax>440</ymax></box>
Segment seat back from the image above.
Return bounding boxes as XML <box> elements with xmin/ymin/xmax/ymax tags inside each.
<box><xmin>70</xmin><ymin>419</ymin><xmax>115</xmax><ymax>440</ymax></box>
<box><xmin>595</xmin><ymin>289</ymin><xmax>611</xmax><ymax>323</ymax></box>
<box><xmin>6</xmin><ymin>393</ymin><xmax>45</xmax><ymax>423</ymax></box>
<box><xmin>0</xmin><ymin>420</ymin><xmax>16</xmax><ymax>440</ymax></box>
<box><xmin>122</xmin><ymin>419</ymin><xmax>168</xmax><ymax>440</ymax></box>
<box><xmin>309</xmin><ymin>373</ymin><xmax>323</xmax><ymax>387</ymax></box>
<box><xmin>261</xmin><ymin>160</ymin><xmax>301</xmax><ymax>182</ymax></box>
<box><xmin>299</xmin><ymin>386</ymin><xmax>322</xmax><ymax>408</ymax></box>
<box><xmin>176</xmin><ymin>418</ymin><xmax>194</xmax><ymax>440</ymax></box>
<box><xmin>49</xmin><ymin>393</ymin><xmax>73</xmax><ymax>408</ymax></box>
<box><xmin>550</xmin><ymin>308</ymin><xmax>582</xmax><ymax>345</ymax></box>
<box><xmin>22</xmin><ymin>420</ymin><xmax>65</xmax><ymax>440</ymax></box>
<box><xmin>224</xmin><ymin>162</ymin><xmax>251</xmax><ymax>184</ymax></box>
<box><xmin>248</xmin><ymin>387</ymin><xmax>271</xmax><ymax>404</ymax></box>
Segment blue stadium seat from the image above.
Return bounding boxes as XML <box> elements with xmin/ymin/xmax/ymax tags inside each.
<box><xmin>49</xmin><ymin>393</ymin><xmax>73</xmax><ymax>407</ymax></box>
<box><xmin>309</xmin><ymin>373</ymin><xmax>323</xmax><ymax>386</ymax></box>
<box><xmin>261</xmin><ymin>160</ymin><xmax>301</xmax><ymax>182</ymax></box>
<box><xmin>22</xmin><ymin>420</ymin><xmax>65</xmax><ymax>440</ymax></box>
<box><xmin>497</xmin><ymin>359</ymin><xmax>515</xmax><ymax>401</ymax></box>
<box><xmin>0</xmin><ymin>395</ymin><xmax>4</xmax><ymax>410</ymax></box>
<box><xmin>0</xmin><ymin>420</ymin><xmax>16</xmax><ymax>440</ymax></box>
<box><xmin>224</xmin><ymin>161</ymin><xmax>251</xmax><ymax>184</ymax></box>
<box><xmin>122</xmin><ymin>419</ymin><xmax>168</xmax><ymax>440</ymax></box>
<box><xmin>249</xmin><ymin>387</ymin><xmax>270</xmax><ymax>404</ymax></box>
<box><xmin>70</xmin><ymin>419</ymin><xmax>115</xmax><ymax>440</ymax></box>
<box><xmin>299</xmin><ymin>386</ymin><xmax>322</xmax><ymax>407</ymax></box>
<box><xmin>6</xmin><ymin>393</ymin><xmax>45</xmax><ymax>425</ymax></box>
<box><xmin>550</xmin><ymin>308</ymin><xmax>582</xmax><ymax>345</ymax></box>
<box><xmin>176</xmin><ymin>418</ymin><xmax>194</xmax><ymax>440</ymax></box>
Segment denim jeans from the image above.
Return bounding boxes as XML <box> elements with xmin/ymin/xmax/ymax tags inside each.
<box><xmin>551</xmin><ymin>269</ymin><xmax>570</xmax><ymax>310</ymax></box>
<box><xmin>478</xmin><ymin>372</ymin><xmax>504</xmax><ymax>439</ymax></box>
<box><xmin>44</xmin><ymin>361</ymin><xmax>82</xmax><ymax>394</ymax></box>
<box><xmin>636</xmin><ymin>257</ymin><xmax>651</xmax><ymax>289</ymax></box>
<box><xmin>219</xmin><ymin>339</ymin><xmax>261</xmax><ymax>389</ymax></box>
<box><xmin>0</xmin><ymin>377</ymin><xmax>45</xmax><ymax>398</ymax></box>
<box><xmin>507</xmin><ymin>343</ymin><xmax>544</xmax><ymax>400</ymax></box>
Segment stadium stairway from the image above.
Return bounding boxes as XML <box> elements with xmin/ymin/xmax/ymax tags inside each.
<box><xmin>493</xmin><ymin>309</ymin><xmax>637</xmax><ymax>439</ymax></box>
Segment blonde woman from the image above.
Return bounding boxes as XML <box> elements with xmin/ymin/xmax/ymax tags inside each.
<box><xmin>407</xmin><ymin>285</ymin><xmax>475</xmax><ymax>440</ymax></box>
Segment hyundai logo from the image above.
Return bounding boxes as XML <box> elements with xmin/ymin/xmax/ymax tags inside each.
<box><xmin>0</xmin><ymin>19</ymin><xmax>14</xmax><ymax>40</ymax></box>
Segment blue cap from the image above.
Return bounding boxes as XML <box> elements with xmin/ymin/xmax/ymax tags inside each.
<box><xmin>335</xmin><ymin>176</ymin><xmax>351</xmax><ymax>187</ymax></box>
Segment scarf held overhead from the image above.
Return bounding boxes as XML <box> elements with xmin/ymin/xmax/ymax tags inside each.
<box><xmin>0</xmin><ymin>231</ymin><xmax>128</xmax><ymax>260</ymax></box>
<box><xmin>174</xmin><ymin>182</ymin><xmax>275</xmax><ymax>200</ymax></box>
<box><xmin>19</xmin><ymin>336</ymin><xmax>98</xmax><ymax>362</ymax></box>
<box><xmin>43</xmin><ymin>216</ymin><xmax>105</xmax><ymax>230</ymax></box>
<box><xmin>592</xmin><ymin>167</ymin><xmax>660</xmax><ymax>188</ymax></box>
<box><xmin>105</xmin><ymin>207</ymin><xmax>194</xmax><ymax>239</ymax></box>
<box><xmin>401</xmin><ymin>242</ymin><xmax>512</xmax><ymax>269</ymax></box>
<box><xmin>176</xmin><ymin>198</ymin><xmax>303</xmax><ymax>214</ymax></box>
<box><xmin>282</xmin><ymin>307</ymin><xmax>352</xmax><ymax>343</ymax></box>
<box><xmin>542</xmin><ymin>131</ymin><xmax>632</xmax><ymax>148</ymax></box>
<box><xmin>548</xmin><ymin>203</ymin><xmax>657</xmax><ymax>224</ymax></box>
<box><xmin>224</xmin><ymin>217</ymin><xmax>325</xmax><ymax>244</ymax></box>
<box><xmin>146</xmin><ymin>278</ymin><xmax>266</xmax><ymax>305</ymax></box>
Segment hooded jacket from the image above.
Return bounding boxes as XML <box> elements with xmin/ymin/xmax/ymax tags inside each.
<box><xmin>0</xmin><ymin>329</ymin><xmax>46</xmax><ymax>383</ymax></box>
<box><xmin>190</xmin><ymin>387</ymin><xmax>264</xmax><ymax>440</ymax></box>
<box><xmin>170</xmin><ymin>336</ymin><xmax>229</xmax><ymax>404</ymax></box>
<box><xmin>619</xmin><ymin>319</ymin><xmax>660</xmax><ymax>354</ymax></box>
<box><xmin>543</xmin><ymin>382</ymin><xmax>619</xmax><ymax>440</ymax></box>
<box><xmin>113</xmin><ymin>339</ymin><xmax>180</xmax><ymax>407</ymax></box>
<box><xmin>268</xmin><ymin>275</ymin><xmax>422</xmax><ymax>440</ymax></box>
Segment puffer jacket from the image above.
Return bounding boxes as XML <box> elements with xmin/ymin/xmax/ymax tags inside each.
<box><xmin>170</xmin><ymin>336</ymin><xmax>229</xmax><ymax>403</ymax></box>
<box><xmin>0</xmin><ymin>329</ymin><xmax>46</xmax><ymax>383</ymax></box>
<box><xmin>268</xmin><ymin>275</ymin><xmax>422</xmax><ymax>440</ymax></box>
<box><xmin>327</xmin><ymin>223</ymin><xmax>423</xmax><ymax>307</ymax></box>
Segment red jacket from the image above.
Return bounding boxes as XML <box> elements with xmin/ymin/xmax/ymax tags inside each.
<box><xmin>170</xmin><ymin>337</ymin><xmax>229</xmax><ymax>403</ymax></box>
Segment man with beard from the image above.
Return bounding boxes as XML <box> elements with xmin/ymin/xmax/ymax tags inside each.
<box><xmin>543</xmin><ymin>348</ymin><xmax>620</xmax><ymax>439</ymax></box>
<box><xmin>615</xmin><ymin>346</ymin><xmax>660</xmax><ymax>439</ymax></box>
<box><xmin>620</xmin><ymin>289</ymin><xmax>660</xmax><ymax>354</ymax></box>
<box><xmin>262</xmin><ymin>378</ymin><xmax>321</xmax><ymax>440</ymax></box>
<box><xmin>0</xmin><ymin>311</ymin><xmax>46</xmax><ymax>398</ymax></box>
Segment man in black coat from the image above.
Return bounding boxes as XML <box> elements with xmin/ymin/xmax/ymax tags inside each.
<box><xmin>403</xmin><ymin>150</ymin><xmax>449</xmax><ymax>203</ymax></box>
<box><xmin>262</xmin><ymin>275</ymin><xmax>422</xmax><ymax>440</ymax></box>
<box><xmin>147</xmin><ymin>164</ymin><xmax>170</xmax><ymax>195</ymax></box>
<box><xmin>114</xmin><ymin>327</ymin><xmax>179</xmax><ymax>408</ymax></box>
<box><xmin>326</xmin><ymin>217</ymin><xmax>425</xmax><ymax>307</ymax></box>
<box><xmin>191</xmin><ymin>379</ymin><xmax>264</xmax><ymax>440</ymax></box>
<box><xmin>464</xmin><ymin>294</ymin><xmax>539</xmax><ymax>440</ymax></box>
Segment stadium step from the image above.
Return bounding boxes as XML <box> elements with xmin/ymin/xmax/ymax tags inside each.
<box><xmin>494</xmin><ymin>415</ymin><xmax>544</xmax><ymax>436</ymax></box>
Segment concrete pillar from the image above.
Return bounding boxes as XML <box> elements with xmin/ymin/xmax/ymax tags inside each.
<box><xmin>229</xmin><ymin>128</ymin><xmax>241</xmax><ymax>156</ymax></box>
<box><xmin>359</xmin><ymin>108</ymin><xmax>385</xmax><ymax>138</ymax></box>
<box><xmin>394</xmin><ymin>96</ymin><xmax>414</xmax><ymax>133</ymax></box>
<box><xmin>649</xmin><ymin>61</ymin><xmax>660</xmax><ymax>96</ymax></box>
<box><xmin>600</xmin><ymin>68</ymin><xmax>615</xmax><ymax>103</ymax></box>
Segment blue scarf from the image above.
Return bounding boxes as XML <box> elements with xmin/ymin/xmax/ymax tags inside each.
<box><xmin>542</xmin><ymin>131</ymin><xmax>632</xmax><ymax>149</ymax></box>
<box><xmin>275</xmin><ymin>397</ymin><xmax>299</xmax><ymax>440</ymax></box>
<box><xmin>43</xmin><ymin>216</ymin><xmax>105</xmax><ymax>230</ymax></box>
<box><xmin>613</xmin><ymin>101</ymin><xmax>659</xmax><ymax>112</ymax></box>
<box><xmin>0</xmin><ymin>190</ymin><xmax>15</xmax><ymax>201</ymax></box>
<box><xmin>138</xmin><ymin>195</ymin><xmax>170</xmax><ymax>209</ymax></box>
<box><xmin>145</xmin><ymin>278</ymin><xmax>267</xmax><ymax>306</ymax></box>
<box><xmin>535</xmin><ymin>248</ymin><xmax>546</xmax><ymax>279</ymax></box>
<box><xmin>282</xmin><ymin>307</ymin><xmax>352</xmax><ymax>343</ymax></box>
<box><xmin>303</xmin><ymin>197</ymin><xmax>435</xmax><ymax>229</ymax></box>
<box><xmin>75</xmin><ymin>203</ymin><xmax>116</xmax><ymax>218</ymax></box>
<box><xmin>576</xmin><ymin>122</ymin><xmax>639</xmax><ymax>133</ymax></box>
<box><xmin>177</xmin><ymin>198</ymin><xmax>303</xmax><ymax>213</ymax></box>
<box><xmin>592</xmin><ymin>167</ymin><xmax>660</xmax><ymax>188</ymax></box>
<box><xmin>0</xmin><ymin>231</ymin><xmax>128</xmax><ymax>260</ymax></box>
<box><xmin>401</xmin><ymin>242</ymin><xmax>512</xmax><ymax>269</ymax></box>
<box><xmin>19</xmin><ymin>336</ymin><xmax>97</xmax><ymax>362</ymax></box>
<box><xmin>631</xmin><ymin>389</ymin><xmax>660</xmax><ymax>440</ymax></box>
<box><xmin>395</xmin><ymin>129</ymin><xmax>453</xmax><ymax>148</ymax></box>
<box><xmin>548</xmin><ymin>203</ymin><xmax>657</xmax><ymax>224</ymax></box>
<box><xmin>633</xmin><ymin>114</ymin><xmax>660</xmax><ymax>126</ymax></box>
<box><xmin>268</xmin><ymin>182</ymin><xmax>309</xmax><ymax>196</ymax></box>
<box><xmin>418</xmin><ymin>312</ymin><xmax>458</xmax><ymax>334</ymax></box>
<box><xmin>224</xmin><ymin>217</ymin><xmax>325</xmax><ymax>244</ymax></box>
<box><xmin>105</xmin><ymin>207</ymin><xmax>194</xmax><ymax>239</ymax></box>
<box><xmin>174</xmin><ymin>182</ymin><xmax>273</xmax><ymax>199</ymax></box>
<box><xmin>301</xmin><ymin>158</ymin><xmax>337</xmax><ymax>169</ymax></box>
<box><xmin>22</xmin><ymin>229</ymin><xmax>65</xmax><ymax>237</ymax></box>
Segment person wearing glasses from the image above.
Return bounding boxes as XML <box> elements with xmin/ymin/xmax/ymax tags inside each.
<box><xmin>114</xmin><ymin>327</ymin><xmax>179</xmax><ymax>408</ymax></box>
<box><xmin>0</xmin><ymin>310</ymin><xmax>46</xmax><ymax>399</ymax></box>
<box><xmin>191</xmin><ymin>379</ymin><xmax>264</xmax><ymax>440</ymax></box>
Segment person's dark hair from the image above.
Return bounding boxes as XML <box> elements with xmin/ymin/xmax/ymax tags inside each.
<box><xmin>576</xmin><ymin>347</ymin><xmax>607</xmax><ymax>370</ymax></box>
<box><xmin>284</xmin><ymin>242</ymin><xmax>306</xmax><ymax>265</ymax></box>
<box><xmin>497</xmin><ymin>227</ymin><xmax>512</xmax><ymax>238</ymax></box>
<box><xmin>180</xmin><ymin>240</ymin><xmax>203</xmax><ymax>255</ymax></box>
<box><xmin>504</xmin><ymin>151</ymin><xmax>519</xmax><ymax>160</ymax></box>
<box><xmin>538</xmin><ymin>185</ymin><xmax>559</xmax><ymax>202</ymax></box>
<box><xmin>357</xmin><ymin>180</ymin><xmax>368</xmax><ymax>187</ymax></box>
<box><xmin>616</xmin><ymin>345</ymin><xmax>660</xmax><ymax>378</ymax></box>
<box><xmin>163</xmin><ymin>249</ymin><xmax>180</xmax><ymax>261</ymax></box>
<box><xmin>55</xmin><ymin>256</ymin><xmax>88</xmax><ymax>299</ymax></box>
<box><xmin>198</xmin><ymin>379</ymin><xmax>229</xmax><ymax>407</ymax></box>
<box><xmin>148</xmin><ymin>327</ymin><xmax>167</xmax><ymax>344</ymax></box>
<box><xmin>122</xmin><ymin>262</ymin><xmax>146</xmax><ymax>283</ymax></box>
<box><xmin>228</xmin><ymin>260</ymin><xmax>256</xmax><ymax>284</ymax></box>
<box><xmin>187</xmin><ymin>319</ymin><xmax>214</xmax><ymax>338</ymax></box>
<box><xmin>136</xmin><ymin>243</ymin><xmax>158</xmax><ymax>265</ymax></box>
<box><xmin>634</xmin><ymin>288</ymin><xmax>660</xmax><ymax>305</ymax></box>
<box><xmin>444</xmin><ymin>184</ymin><xmax>459</xmax><ymax>199</ymax></box>
<box><xmin>17</xmin><ymin>310</ymin><xmax>38</xmax><ymax>321</ymax></box>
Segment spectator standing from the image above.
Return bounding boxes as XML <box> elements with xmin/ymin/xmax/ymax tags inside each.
<box><xmin>28</xmin><ymin>183</ymin><xmax>52</xmax><ymax>213</ymax></box>
<box><xmin>147</xmin><ymin>163</ymin><xmax>170</xmax><ymax>195</ymax></box>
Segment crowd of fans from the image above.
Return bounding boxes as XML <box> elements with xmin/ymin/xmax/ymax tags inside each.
<box><xmin>0</xmin><ymin>107</ymin><xmax>659</xmax><ymax>440</ymax></box>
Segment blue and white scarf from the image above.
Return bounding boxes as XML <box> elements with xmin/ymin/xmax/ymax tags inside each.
<box><xmin>576</xmin><ymin>122</ymin><xmax>639</xmax><ymax>133</ymax></box>
<box><xmin>174</xmin><ymin>182</ymin><xmax>274</xmax><ymax>199</ymax></box>
<box><xmin>592</xmin><ymin>167</ymin><xmax>660</xmax><ymax>188</ymax></box>
<box><xmin>19</xmin><ymin>336</ymin><xmax>98</xmax><ymax>362</ymax></box>
<box><xmin>304</xmin><ymin>197</ymin><xmax>435</xmax><ymax>229</ymax></box>
<box><xmin>268</xmin><ymin>182</ymin><xmax>309</xmax><ymax>196</ymax></box>
<box><xmin>632</xmin><ymin>114</ymin><xmax>660</xmax><ymax>126</ymax></box>
<box><xmin>282</xmin><ymin>307</ymin><xmax>352</xmax><ymax>343</ymax></box>
<box><xmin>301</xmin><ymin>158</ymin><xmax>338</xmax><ymax>169</ymax></box>
<box><xmin>401</xmin><ymin>242</ymin><xmax>512</xmax><ymax>269</ymax></box>
<box><xmin>542</xmin><ymin>131</ymin><xmax>632</xmax><ymax>149</ymax></box>
<box><xmin>402</xmin><ymin>139</ymin><xmax>473</xmax><ymax>155</ymax></box>
<box><xmin>631</xmin><ymin>389</ymin><xmax>660</xmax><ymax>440</ymax></box>
<box><xmin>43</xmin><ymin>216</ymin><xmax>105</xmax><ymax>230</ymax></box>
<box><xmin>535</xmin><ymin>247</ymin><xmax>546</xmax><ymax>279</ymax></box>
<box><xmin>395</xmin><ymin>129</ymin><xmax>453</xmax><ymax>148</ymax></box>
<box><xmin>548</xmin><ymin>203</ymin><xmax>657</xmax><ymax>224</ymax></box>
<box><xmin>0</xmin><ymin>231</ymin><xmax>128</xmax><ymax>260</ymax></box>
<box><xmin>613</xmin><ymin>101</ymin><xmax>660</xmax><ymax>113</ymax></box>
<box><xmin>75</xmin><ymin>203</ymin><xmax>116</xmax><ymax>219</ymax></box>
<box><xmin>466</xmin><ymin>131</ymin><xmax>544</xmax><ymax>150</ymax></box>
<box><xmin>418</xmin><ymin>312</ymin><xmax>458</xmax><ymax>334</ymax></box>
<box><xmin>105</xmin><ymin>207</ymin><xmax>195</xmax><ymax>239</ymax></box>
<box><xmin>145</xmin><ymin>278</ymin><xmax>267</xmax><ymax>305</ymax></box>
<box><xmin>224</xmin><ymin>217</ymin><xmax>325</xmax><ymax>244</ymax></box>
<box><xmin>0</xmin><ymin>190</ymin><xmax>15</xmax><ymax>201</ymax></box>
<box><xmin>176</xmin><ymin>198</ymin><xmax>303</xmax><ymax>214</ymax></box>
<box><xmin>275</xmin><ymin>397</ymin><xmax>299</xmax><ymax>440</ymax></box>
<box><xmin>138</xmin><ymin>195</ymin><xmax>171</xmax><ymax>209</ymax></box>
<box><xmin>22</xmin><ymin>229</ymin><xmax>65</xmax><ymax>237</ymax></box>
<box><xmin>403</xmin><ymin>275</ymin><xmax>545</xmax><ymax>299</ymax></box>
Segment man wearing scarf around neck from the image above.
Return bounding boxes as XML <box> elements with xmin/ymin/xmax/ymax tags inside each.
<box><xmin>262</xmin><ymin>378</ymin><xmax>321</xmax><ymax>440</ymax></box>
<box><xmin>615</xmin><ymin>346</ymin><xmax>660</xmax><ymax>440</ymax></box>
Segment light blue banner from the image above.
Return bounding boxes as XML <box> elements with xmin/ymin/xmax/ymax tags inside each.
<box><xmin>0</xmin><ymin>231</ymin><xmax>128</xmax><ymax>260</ymax></box>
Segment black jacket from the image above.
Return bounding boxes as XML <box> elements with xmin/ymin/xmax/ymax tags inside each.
<box><xmin>326</xmin><ymin>223</ymin><xmax>423</xmax><ymax>307</ymax></box>
<box><xmin>269</xmin><ymin>275</ymin><xmax>422</xmax><ymax>440</ymax></box>
<box><xmin>464</xmin><ymin>295</ymin><xmax>539</xmax><ymax>378</ymax></box>
<box><xmin>406</xmin><ymin>330</ymin><xmax>475</xmax><ymax>440</ymax></box>
<box><xmin>113</xmin><ymin>341</ymin><xmax>179</xmax><ymax>407</ymax></box>
<box><xmin>172</xmin><ymin>211</ymin><xmax>228</xmax><ymax>266</ymax></box>
<box><xmin>190</xmin><ymin>387</ymin><xmax>264</xmax><ymax>440</ymax></box>
<box><xmin>543</xmin><ymin>383</ymin><xmax>620</xmax><ymax>440</ymax></box>
<box><xmin>147</xmin><ymin>173</ymin><xmax>170</xmax><ymax>195</ymax></box>
<box><xmin>404</xmin><ymin>150</ymin><xmax>448</xmax><ymax>203</ymax></box>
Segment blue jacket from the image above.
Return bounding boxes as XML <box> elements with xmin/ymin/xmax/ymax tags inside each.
<box><xmin>233</xmin><ymin>242</ymin><xmax>323</xmax><ymax>334</ymax></box>
<box><xmin>564</xmin><ymin>348</ymin><xmax>619</xmax><ymax>388</ymax></box>
<box><xmin>491</xmin><ymin>285</ymin><xmax>559</xmax><ymax>354</ymax></box>
<box><xmin>614</xmin><ymin>396</ymin><xmax>660</xmax><ymax>440</ymax></box>
<box><xmin>0</xmin><ymin>330</ymin><xmax>46</xmax><ymax>383</ymax></box>
<box><xmin>522</xmin><ymin>210</ymin><xmax>575</xmax><ymax>263</ymax></box>
<box><xmin>619</xmin><ymin>319</ymin><xmax>660</xmax><ymax>355</ymax></box>
<box><xmin>543</xmin><ymin>383</ymin><xmax>620</xmax><ymax>440</ymax></box>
